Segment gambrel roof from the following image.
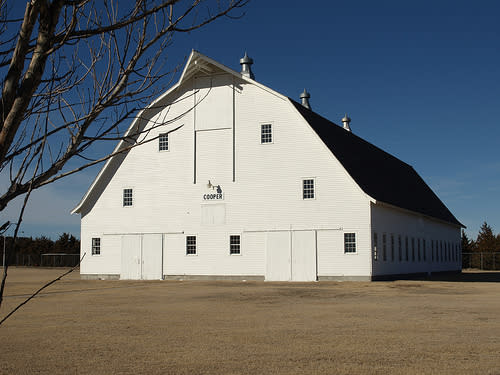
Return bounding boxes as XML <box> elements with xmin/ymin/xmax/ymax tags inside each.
<box><xmin>290</xmin><ymin>99</ymin><xmax>462</xmax><ymax>227</ymax></box>
<box><xmin>73</xmin><ymin>50</ymin><xmax>462</xmax><ymax>227</ymax></box>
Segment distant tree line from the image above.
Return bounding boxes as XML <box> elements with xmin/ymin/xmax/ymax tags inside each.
<box><xmin>2</xmin><ymin>233</ymin><xmax>80</xmax><ymax>267</ymax></box>
<box><xmin>462</xmin><ymin>222</ymin><xmax>500</xmax><ymax>269</ymax></box>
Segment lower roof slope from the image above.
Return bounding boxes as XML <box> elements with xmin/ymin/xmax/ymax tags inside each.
<box><xmin>290</xmin><ymin>99</ymin><xmax>462</xmax><ymax>227</ymax></box>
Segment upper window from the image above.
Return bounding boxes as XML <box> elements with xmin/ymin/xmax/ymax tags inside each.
<box><xmin>186</xmin><ymin>236</ymin><xmax>197</xmax><ymax>255</ymax></box>
<box><xmin>344</xmin><ymin>233</ymin><xmax>356</xmax><ymax>253</ymax></box>
<box><xmin>261</xmin><ymin>124</ymin><xmax>272</xmax><ymax>144</ymax></box>
<box><xmin>92</xmin><ymin>238</ymin><xmax>101</xmax><ymax>256</ymax></box>
<box><xmin>230</xmin><ymin>235</ymin><xmax>241</xmax><ymax>255</ymax></box>
<box><xmin>303</xmin><ymin>179</ymin><xmax>315</xmax><ymax>199</ymax></box>
<box><xmin>159</xmin><ymin>133</ymin><xmax>169</xmax><ymax>151</ymax></box>
<box><xmin>123</xmin><ymin>188</ymin><xmax>133</xmax><ymax>207</ymax></box>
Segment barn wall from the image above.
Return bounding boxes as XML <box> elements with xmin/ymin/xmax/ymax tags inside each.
<box><xmin>370</xmin><ymin>203</ymin><xmax>461</xmax><ymax>277</ymax></box>
<box><xmin>79</xmin><ymin>71</ymin><xmax>373</xmax><ymax>280</ymax></box>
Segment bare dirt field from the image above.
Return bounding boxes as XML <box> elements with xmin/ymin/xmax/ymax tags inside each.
<box><xmin>1</xmin><ymin>268</ymin><xmax>499</xmax><ymax>375</ymax></box>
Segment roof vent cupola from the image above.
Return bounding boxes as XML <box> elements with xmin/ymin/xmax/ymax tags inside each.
<box><xmin>341</xmin><ymin>114</ymin><xmax>352</xmax><ymax>132</ymax></box>
<box><xmin>240</xmin><ymin>52</ymin><xmax>255</xmax><ymax>79</ymax></box>
<box><xmin>300</xmin><ymin>89</ymin><xmax>311</xmax><ymax>110</ymax></box>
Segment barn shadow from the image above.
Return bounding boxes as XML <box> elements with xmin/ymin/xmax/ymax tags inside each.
<box><xmin>426</xmin><ymin>270</ymin><xmax>500</xmax><ymax>283</ymax></box>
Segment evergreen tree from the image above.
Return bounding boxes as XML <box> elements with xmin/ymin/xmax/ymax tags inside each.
<box><xmin>476</xmin><ymin>222</ymin><xmax>497</xmax><ymax>252</ymax></box>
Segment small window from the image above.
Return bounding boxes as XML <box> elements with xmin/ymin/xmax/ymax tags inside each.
<box><xmin>398</xmin><ymin>235</ymin><xmax>402</xmax><ymax>262</ymax></box>
<box><xmin>92</xmin><ymin>238</ymin><xmax>101</xmax><ymax>256</ymax></box>
<box><xmin>123</xmin><ymin>188</ymin><xmax>133</xmax><ymax>207</ymax></box>
<box><xmin>373</xmin><ymin>232</ymin><xmax>378</xmax><ymax>261</ymax></box>
<box><xmin>230</xmin><ymin>235</ymin><xmax>241</xmax><ymax>255</ymax></box>
<box><xmin>159</xmin><ymin>133</ymin><xmax>169</xmax><ymax>151</ymax></box>
<box><xmin>303</xmin><ymin>179</ymin><xmax>315</xmax><ymax>199</ymax></box>
<box><xmin>186</xmin><ymin>236</ymin><xmax>196</xmax><ymax>255</ymax></box>
<box><xmin>382</xmin><ymin>234</ymin><xmax>387</xmax><ymax>261</ymax></box>
<box><xmin>261</xmin><ymin>124</ymin><xmax>272</xmax><ymax>143</ymax></box>
<box><xmin>390</xmin><ymin>234</ymin><xmax>394</xmax><ymax>262</ymax></box>
<box><xmin>344</xmin><ymin>233</ymin><xmax>356</xmax><ymax>253</ymax></box>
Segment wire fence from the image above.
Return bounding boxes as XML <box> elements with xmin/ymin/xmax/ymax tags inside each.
<box><xmin>462</xmin><ymin>252</ymin><xmax>500</xmax><ymax>270</ymax></box>
<box><xmin>2</xmin><ymin>253</ymin><xmax>80</xmax><ymax>267</ymax></box>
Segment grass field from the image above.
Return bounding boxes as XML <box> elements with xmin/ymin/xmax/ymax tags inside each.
<box><xmin>0</xmin><ymin>268</ymin><xmax>499</xmax><ymax>375</ymax></box>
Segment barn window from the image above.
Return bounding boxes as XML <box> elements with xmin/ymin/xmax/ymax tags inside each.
<box><xmin>302</xmin><ymin>179</ymin><xmax>315</xmax><ymax>199</ymax></box>
<box><xmin>382</xmin><ymin>234</ymin><xmax>387</xmax><ymax>261</ymax></box>
<box><xmin>186</xmin><ymin>236</ymin><xmax>197</xmax><ymax>255</ymax></box>
<box><xmin>398</xmin><ymin>235</ymin><xmax>402</xmax><ymax>262</ymax></box>
<box><xmin>261</xmin><ymin>124</ymin><xmax>272</xmax><ymax>143</ymax></box>
<box><xmin>344</xmin><ymin>233</ymin><xmax>356</xmax><ymax>253</ymax></box>
<box><xmin>123</xmin><ymin>188</ymin><xmax>133</xmax><ymax>207</ymax></box>
<box><xmin>92</xmin><ymin>238</ymin><xmax>101</xmax><ymax>256</ymax></box>
<box><xmin>373</xmin><ymin>232</ymin><xmax>378</xmax><ymax>261</ymax></box>
<box><xmin>390</xmin><ymin>234</ymin><xmax>394</xmax><ymax>262</ymax></box>
<box><xmin>230</xmin><ymin>235</ymin><xmax>241</xmax><ymax>255</ymax></box>
<box><xmin>159</xmin><ymin>133</ymin><xmax>169</xmax><ymax>151</ymax></box>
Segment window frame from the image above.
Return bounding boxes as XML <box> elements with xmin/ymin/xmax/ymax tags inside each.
<box><xmin>260</xmin><ymin>123</ymin><xmax>273</xmax><ymax>144</ymax></box>
<box><xmin>302</xmin><ymin>178</ymin><xmax>315</xmax><ymax>200</ymax></box>
<box><xmin>344</xmin><ymin>232</ymin><xmax>357</xmax><ymax>254</ymax></box>
<box><xmin>123</xmin><ymin>188</ymin><xmax>133</xmax><ymax>207</ymax></box>
<box><xmin>158</xmin><ymin>133</ymin><xmax>169</xmax><ymax>151</ymax></box>
<box><xmin>91</xmin><ymin>237</ymin><xmax>101</xmax><ymax>256</ymax></box>
<box><xmin>229</xmin><ymin>235</ymin><xmax>241</xmax><ymax>255</ymax></box>
<box><xmin>186</xmin><ymin>235</ymin><xmax>197</xmax><ymax>256</ymax></box>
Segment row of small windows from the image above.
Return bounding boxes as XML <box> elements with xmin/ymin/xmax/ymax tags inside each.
<box><xmin>372</xmin><ymin>233</ymin><xmax>460</xmax><ymax>263</ymax></box>
<box><xmin>90</xmin><ymin>236</ymin><xmax>241</xmax><ymax>256</ymax></box>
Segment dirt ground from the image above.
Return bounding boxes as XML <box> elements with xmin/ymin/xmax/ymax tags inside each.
<box><xmin>0</xmin><ymin>268</ymin><xmax>499</xmax><ymax>375</ymax></box>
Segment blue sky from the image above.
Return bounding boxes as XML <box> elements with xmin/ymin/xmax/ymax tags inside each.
<box><xmin>2</xmin><ymin>0</ymin><xmax>499</xmax><ymax>239</ymax></box>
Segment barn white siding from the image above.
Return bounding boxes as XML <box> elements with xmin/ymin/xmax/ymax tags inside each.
<box><xmin>370</xmin><ymin>203</ymin><xmax>461</xmax><ymax>277</ymax></box>
<box><xmin>76</xmin><ymin>51</ymin><xmax>462</xmax><ymax>281</ymax></box>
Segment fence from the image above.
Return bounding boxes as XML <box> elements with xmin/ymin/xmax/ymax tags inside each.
<box><xmin>1</xmin><ymin>253</ymin><xmax>80</xmax><ymax>267</ymax></box>
<box><xmin>462</xmin><ymin>252</ymin><xmax>500</xmax><ymax>270</ymax></box>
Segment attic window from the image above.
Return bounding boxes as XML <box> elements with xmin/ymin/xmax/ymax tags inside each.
<box><xmin>302</xmin><ymin>179</ymin><xmax>315</xmax><ymax>199</ymax></box>
<box><xmin>159</xmin><ymin>133</ymin><xmax>169</xmax><ymax>151</ymax></box>
<box><xmin>261</xmin><ymin>124</ymin><xmax>272</xmax><ymax>144</ymax></box>
<box><xmin>123</xmin><ymin>188</ymin><xmax>133</xmax><ymax>207</ymax></box>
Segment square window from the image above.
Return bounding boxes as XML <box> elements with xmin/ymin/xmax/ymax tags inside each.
<box><xmin>186</xmin><ymin>236</ymin><xmax>196</xmax><ymax>255</ymax></box>
<box><xmin>261</xmin><ymin>124</ymin><xmax>272</xmax><ymax>144</ymax></box>
<box><xmin>159</xmin><ymin>133</ymin><xmax>169</xmax><ymax>151</ymax></box>
<box><xmin>230</xmin><ymin>235</ymin><xmax>241</xmax><ymax>255</ymax></box>
<box><xmin>344</xmin><ymin>233</ymin><xmax>356</xmax><ymax>253</ymax></box>
<box><xmin>303</xmin><ymin>179</ymin><xmax>315</xmax><ymax>199</ymax></box>
<box><xmin>123</xmin><ymin>188</ymin><xmax>133</xmax><ymax>206</ymax></box>
<box><xmin>92</xmin><ymin>238</ymin><xmax>100</xmax><ymax>256</ymax></box>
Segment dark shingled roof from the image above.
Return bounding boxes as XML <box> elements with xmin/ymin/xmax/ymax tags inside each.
<box><xmin>290</xmin><ymin>99</ymin><xmax>462</xmax><ymax>227</ymax></box>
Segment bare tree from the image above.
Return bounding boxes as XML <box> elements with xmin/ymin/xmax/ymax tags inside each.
<box><xmin>0</xmin><ymin>0</ymin><xmax>248</xmax><ymax>311</ymax></box>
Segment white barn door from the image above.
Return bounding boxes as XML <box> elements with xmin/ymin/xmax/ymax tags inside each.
<box><xmin>121</xmin><ymin>235</ymin><xmax>141</xmax><ymax>280</ymax></box>
<box><xmin>142</xmin><ymin>234</ymin><xmax>163</xmax><ymax>280</ymax></box>
<box><xmin>266</xmin><ymin>232</ymin><xmax>291</xmax><ymax>281</ymax></box>
<box><xmin>121</xmin><ymin>234</ymin><xmax>163</xmax><ymax>280</ymax></box>
<box><xmin>291</xmin><ymin>231</ymin><xmax>317</xmax><ymax>281</ymax></box>
<box><xmin>265</xmin><ymin>231</ymin><xmax>317</xmax><ymax>281</ymax></box>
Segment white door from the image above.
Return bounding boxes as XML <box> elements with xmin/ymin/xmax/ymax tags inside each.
<box><xmin>121</xmin><ymin>235</ymin><xmax>141</xmax><ymax>280</ymax></box>
<box><xmin>142</xmin><ymin>234</ymin><xmax>163</xmax><ymax>280</ymax></box>
<box><xmin>265</xmin><ymin>231</ymin><xmax>291</xmax><ymax>281</ymax></box>
<box><xmin>291</xmin><ymin>231</ymin><xmax>317</xmax><ymax>281</ymax></box>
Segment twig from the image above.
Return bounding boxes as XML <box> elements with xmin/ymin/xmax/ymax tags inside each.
<box><xmin>0</xmin><ymin>252</ymin><xmax>86</xmax><ymax>326</ymax></box>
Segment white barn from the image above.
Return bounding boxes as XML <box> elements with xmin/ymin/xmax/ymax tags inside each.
<box><xmin>72</xmin><ymin>50</ymin><xmax>463</xmax><ymax>281</ymax></box>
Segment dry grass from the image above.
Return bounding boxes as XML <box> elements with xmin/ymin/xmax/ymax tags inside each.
<box><xmin>1</xmin><ymin>268</ymin><xmax>499</xmax><ymax>375</ymax></box>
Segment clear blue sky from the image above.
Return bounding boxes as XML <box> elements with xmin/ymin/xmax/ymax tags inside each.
<box><xmin>3</xmin><ymin>0</ymin><xmax>499</xmax><ymax>240</ymax></box>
